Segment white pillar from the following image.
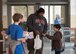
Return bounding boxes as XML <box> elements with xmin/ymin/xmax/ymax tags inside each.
<box><xmin>70</xmin><ymin>0</ymin><xmax>76</xmax><ymax>28</ymax></box>
<box><xmin>2</xmin><ymin>0</ymin><xmax>8</xmax><ymax>53</ymax></box>
<box><xmin>70</xmin><ymin>0</ymin><xmax>76</xmax><ymax>54</ymax></box>
<box><xmin>2</xmin><ymin>0</ymin><xmax>8</xmax><ymax>28</ymax></box>
<box><xmin>61</xmin><ymin>6</ymin><xmax>65</xmax><ymax>24</ymax></box>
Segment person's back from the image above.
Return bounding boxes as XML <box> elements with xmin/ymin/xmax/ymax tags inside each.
<box><xmin>1</xmin><ymin>13</ymin><xmax>24</xmax><ymax>54</ymax></box>
<box><xmin>6</xmin><ymin>24</ymin><xmax>23</xmax><ymax>40</ymax></box>
<box><xmin>54</xmin><ymin>18</ymin><xmax>61</xmax><ymax>24</ymax></box>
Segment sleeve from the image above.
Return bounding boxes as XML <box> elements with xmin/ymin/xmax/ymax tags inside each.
<box><xmin>46</xmin><ymin>32</ymin><xmax>62</xmax><ymax>40</ymax></box>
<box><xmin>16</xmin><ymin>28</ymin><xmax>23</xmax><ymax>39</ymax></box>
<box><xmin>6</xmin><ymin>26</ymin><xmax>10</xmax><ymax>35</ymax></box>
<box><xmin>43</xmin><ymin>18</ymin><xmax>48</xmax><ymax>33</ymax></box>
<box><xmin>26</xmin><ymin>14</ymin><xmax>36</xmax><ymax>32</ymax></box>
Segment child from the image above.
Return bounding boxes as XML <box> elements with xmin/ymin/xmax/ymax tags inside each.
<box><xmin>1</xmin><ymin>13</ymin><xmax>25</xmax><ymax>54</ymax></box>
<box><xmin>44</xmin><ymin>24</ymin><xmax>62</xmax><ymax>54</ymax></box>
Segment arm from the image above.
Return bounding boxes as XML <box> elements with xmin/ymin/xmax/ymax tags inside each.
<box><xmin>27</xmin><ymin>14</ymin><xmax>37</xmax><ymax>32</ymax></box>
<box><xmin>43</xmin><ymin>18</ymin><xmax>48</xmax><ymax>34</ymax></box>
<box><xmin>27</xmin><ymin>14</ymin><xmax>39</xmax><ymax>35</ymax></box>
<box><xmin>46</xmin><ymin>32</ymin><xmax>62</xmax><ymax>40</ymax></box>
<box><xmin>1</xmin><ymin>26</ymin><xmax>11</xmax><ymax>39</ymax></box>
<box><xmin>1</xmin><ymin>30</ymin><xmax>8</xmax><ymax>39</ymax></box>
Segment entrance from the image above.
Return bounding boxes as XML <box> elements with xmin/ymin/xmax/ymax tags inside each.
<box><xmin>7</xmin><ymin>4</ymin><xmax>74</xmax><ymax>54</ymax></box>
<box><xmin>6</xmin><ymin>1</ymin><xmax>73</xmax><ymax>54</ymax></box>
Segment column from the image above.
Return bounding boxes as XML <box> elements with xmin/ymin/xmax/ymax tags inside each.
<box><xmin>61</xmin><ymin>6</ymin><xmax>65</xmax><ymax>24</ymax></box>
<box><xmin>70</xmin><ymin>0</ymin><xmax>76</xmax><ymax>54</ymax></box>
<box><xmin>0</xmin><ymin>0</ymin><xmax>3</xmax><ymax>54</ymax></box>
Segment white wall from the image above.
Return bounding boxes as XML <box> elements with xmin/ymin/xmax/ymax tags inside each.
<box><xmin>70</xmin><ymin>0</ymin><xmax>76</xmax><ymax>28</ymax></box>
<box><xmin>2</xmin><ymin>0</ymin><xmax>8</xmax><ymax>28</ymax></box>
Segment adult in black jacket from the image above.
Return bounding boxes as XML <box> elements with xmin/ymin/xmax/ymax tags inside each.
<box><xmin>27</xmin><ymin>8</ymin><xmax>47</xmax><ymax>54</ymax></box>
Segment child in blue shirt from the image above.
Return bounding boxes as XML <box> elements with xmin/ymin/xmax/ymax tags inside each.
<box><xmin>1</xmin><ymin>13</ymin><xmax>25</xmax><ymax>54</ymax></box>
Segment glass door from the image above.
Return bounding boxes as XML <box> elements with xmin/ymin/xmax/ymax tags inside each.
<box><xmin>11</xmin><ymin>5</ymin><xmax>35</xmax><ymax>23</ymax></box>
<box><xmin>40</xmin><ymin>5</ymin><xmax>65</xmax><ymax>25</ymax></box>
<box><xmin>40</xmin><ymin>5</ymin><xmax>75</xmax><ymax>54</ymax></box>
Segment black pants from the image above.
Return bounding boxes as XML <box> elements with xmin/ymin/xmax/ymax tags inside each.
<box><xmin>27</xmin><ymin>39</ymin><xmax>43</xmax><ymax>54</ymax></box>
<box><xmin>55</xmin><ymin>51</ymin><xmax>61</xmax><ymax>54</ymax></box>
<box><xmin>28</xmin><ymin>48</ymin><xmax>43</xmax><ymax>54</ymax></box>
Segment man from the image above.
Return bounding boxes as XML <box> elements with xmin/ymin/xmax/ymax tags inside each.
<box><xmin>27</xmin><ymin>8</ymin><xmax>47</xmax><ymax>54</ymax></box>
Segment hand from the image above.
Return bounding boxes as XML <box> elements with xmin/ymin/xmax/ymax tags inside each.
<box><xmin>1</xmin><ymin>30</ymin><xmax>7</xmax><ymax>36</ymax></box>
<box><xmin>42</xmin><ymin>32</ymin><xmax>48</xmax><ymax>37</ymax></box>
<box><xmin>1</xmin><ymin>30</ymin><xmax>8</xmax><ymax>39</ymax></box>
<box><xmin>18</xmin><ymin>38</ymin><xmax>26</xmax><ymax>43</ymax></box>
<box><xmin>22</xmin><ymin>38</ymin><xmax>26</xmax><ymax>43</ymax></box>
<box><xmin>35</xmin><ymin>30</ymin><xmax>39</xmax><ymax>35</ymax></box>
<box><xmin>42</xmin><ymin>34</ymin><xmax>47</xmax><ymax>36</ymax></box>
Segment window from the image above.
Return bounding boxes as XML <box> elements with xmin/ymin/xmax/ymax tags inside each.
<box><xmin>11</xmin><ymin>5</ymin><xmax>35</xmax><ymax>23</ymax></box>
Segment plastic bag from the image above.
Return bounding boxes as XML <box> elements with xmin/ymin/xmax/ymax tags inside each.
<box><xmin>34</xmin><ymin>35</ymin><xmax>42</xmax><ymax>50</ymax></box>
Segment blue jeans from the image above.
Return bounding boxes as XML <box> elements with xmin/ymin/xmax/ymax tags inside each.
<box><xmin>52</xmin><ymin>48</ymin><xmax>61</xmax><ymax>54</ymax></box>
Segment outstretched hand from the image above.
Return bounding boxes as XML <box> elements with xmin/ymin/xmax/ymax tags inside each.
<box><xmin>1</xmin><ymin>30</ymin><xmax>7</xmax><ymax>36</ymax></box>
<box><xmin>1</xmin><ymin>30</ymin><xmax>8</xmax><ymax>40</ymax></box>
<box><xmin>42</xmin><ymin>33</ymin><xmax>48</xmax><ymax>37</ymax></box>
<box><xmin>35</xmin><ymin>30</ymin><xmax>40</xmax><ymax>35</ymax></box>
<box><xmin>42</xmin><ymin>34</ymin><xmax>46</xmax><ymax>36</ymax></box>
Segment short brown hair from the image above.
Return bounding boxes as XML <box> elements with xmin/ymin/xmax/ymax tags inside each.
<box><xmin>13</xmin><ymin>13</ymin><xmax>23</xmax><ymax>22</ymax></box>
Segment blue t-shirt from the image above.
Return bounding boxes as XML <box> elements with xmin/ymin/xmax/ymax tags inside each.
<box><xmin>6</xmin><ymin>24</ymin><xmax>23</xmax><ymax>40</ymax></box>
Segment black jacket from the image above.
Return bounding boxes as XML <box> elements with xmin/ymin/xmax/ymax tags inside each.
<box><xmin>26</xmin><ymin>13</ymin><xmax>47</xmax><ymax>50</ymax></box>
<box><xmin>46</xmin><ymin>31</ymin><xmax>62</xmax><ymax>49</ymax></box>
<box><xmin>27</xmin><ymin>13</ymin><xmax>47</xmax><ymax>35</ymax></box>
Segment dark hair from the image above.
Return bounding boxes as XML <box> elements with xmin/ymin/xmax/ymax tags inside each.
<box><xmin>13</xmin><ymin>13</ymin><xmax>23</xmax><ymax>22</ymax></box>
<box><xmin>37</xmin><ymin>8</ymin><xmax>45</xmax><ymax>13</ymax></box>
<box><xmin>54</xmin><ymin>24</ymin><xmax>61</xmax><ymax>30</ymax></box>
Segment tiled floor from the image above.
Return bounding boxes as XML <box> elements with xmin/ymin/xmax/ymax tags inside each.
<box><xmin>4</xmin><ymin>37</ymin><xmax>75</xmax><ymax>54</ymax></box>
<box><xmin>24</xmin><ymin>37</ymin><xmax>75</xmax><ymax>54</ymax></box>
<box><xmin>43</xmin><ymin>47</ymin><xmax>75</xmax><ymax>54</ymax></box>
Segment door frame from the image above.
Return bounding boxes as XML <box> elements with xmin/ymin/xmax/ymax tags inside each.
<box><xmin>7</xmin><ymin>2</ymin><xmax>70</xmax><ymax>26</ymax></box>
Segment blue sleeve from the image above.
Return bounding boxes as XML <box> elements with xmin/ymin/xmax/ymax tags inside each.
<box><xmin>16</xmin><ymin>27</ymin><xmax>23</xmax><ymax>39</ymax></box>
<box><xmin>6</xmin><ymin>26</ymin><xmax>10</xmax><ymax>35</ymax></box>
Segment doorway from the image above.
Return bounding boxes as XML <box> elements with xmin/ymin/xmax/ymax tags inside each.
<box><xmin>6</xmin><ymin>3</ymin><xmax>74</xmax><ymax>54</ymax></box>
